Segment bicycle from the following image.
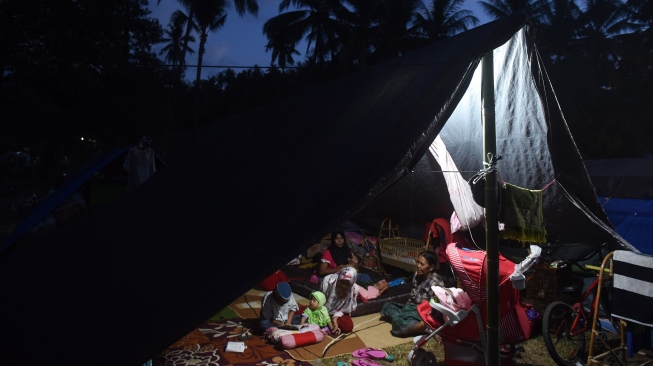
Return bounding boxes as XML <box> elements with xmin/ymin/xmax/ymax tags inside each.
<box><xmin>541</xmin><ymin>243</ymin><xmax>617</xmax><ymax>366</ymax></box>
<box><xmin>11</xmin><ymin>192</ymin><xmax>47</xmax><ymax>216</ymax></box>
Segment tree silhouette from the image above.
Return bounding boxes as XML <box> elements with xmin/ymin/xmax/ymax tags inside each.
<box><xmin>411</xmin><ymin>0</ymin><xmax>480</xmax><ymax>42</ymax></box>
<box><xmin>264</xmin><ymin>0</ymin><xmax>348</xmax><ymax>65</ymax></box>
<box><xmin>192</xmin><ymin>0</ymin><xmax>228</xmax><ymax>127</ymax></box>
<box><xmin>156</xmin><ymin>0</ymin><xmax>258</xmax><ymax>82</ymax></box>
<box><xmin>159</xmin><ymin>11</ymin><xmax>196</xmax><ymax>68</ymax></box>
<box><xmin>477</xmin><ymin>0</ymin><xmax>545</xmax><ymax>20</ymax></box>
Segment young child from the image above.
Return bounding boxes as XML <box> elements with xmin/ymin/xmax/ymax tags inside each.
<box><xmin>348</xmin><ymin>254</ymin><xmax>373</xmax><ymax>285</ymax></box>
<box><xmin>259</xmin><ymin>281</ymin><xmax>300</xmax><ymax>331</ymax></box>
<box><xmin>357</xmin><ymin>279</ymin><xmax>390</xmax><ymax>303</ymax></box>
<box><xmin>348</xmin><ymin>254</ymin><xmax>361</xmax><ymax>269</ymax></box>
<box><xmin>299</xmin><ymin>291</ymin><xmax>334</xmax><ymax>334</ymax></box>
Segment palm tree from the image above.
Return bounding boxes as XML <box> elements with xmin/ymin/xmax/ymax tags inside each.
<box><xmin>190</xmin><ymin>0</ymin><xmax>228</xmax><ymax>128</ymax></box>
<box><xmin>411</xmin><ymin>0</ymin><xmax>480</xmax><ymax>43</ymax></box>
<box><xmin>157</xmin><ymin>0</ymin><xmax>259</xmax><ymax>78</ymax></box>
<box><xmin>159</xmin><ymin>11</ymin><xmax>197</xmax><ymax>69</ymax></box>
<box><xmin>263</xmin><ymin>0</ymin><xmax>348</xmax><ymax>66</ymax></box>
<box><xmin>477</xmin><ymin>0</ymin><xmax>543</xmax><ymax>21</ymax></box>
<box><xmin>570</xmin><ymin>0</ymin><xmax>642</xmax><ymax>95</ymax></box>
<box><xmin>368</xmin><ymin>0</ymin><xmax>422</xmax><ymax>63</ymax></box>
<box><xmin>535</xmin><ymin>0</ymin><xmax>582</xmax><ymax>63</ymax></box>
<box><xmin>335</xmin><ymin>0</ymin><xmax>380</xmax><ymax>67</ymax></box>
<box><xmin>193</xmin><ymin>0</ymin><xmax>228</xmax><ymax>86</ymax></box>
<box><xmin>263</xmin><ymin>20</ymin><xmax>302</xmax><ymax>69</ymax></box>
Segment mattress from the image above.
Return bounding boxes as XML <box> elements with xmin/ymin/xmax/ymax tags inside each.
<box><xmin>281</xmin><ymin>264</ymin><xmax>412</xmax><ymax>317</ymax></box>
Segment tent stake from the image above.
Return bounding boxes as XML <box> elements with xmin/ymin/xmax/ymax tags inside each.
<box><xmin>482</xmin><ymin>51</ymin><xmax>500</xmax><ymax>366</ymax></box>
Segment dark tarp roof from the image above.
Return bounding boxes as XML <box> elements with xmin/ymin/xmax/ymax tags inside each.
<box><xmin>0</xmin><ymin>14</ymin><xmax>633</xmax><ymax>365</ymax></box>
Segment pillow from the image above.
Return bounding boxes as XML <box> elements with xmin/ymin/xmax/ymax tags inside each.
<box><xmin>280</xmin><ymin>329</ymin><xmax>324</xmax><ymax>349</ymax></box>
<box><xmin>264</xmin><ymin>324</ymin><xmax>320</xmax><ymax>344</ymax></box>
<box><xmin>345</xmin><ymin>231</ymin><xmax>363</xmax><ymax>245</ymax></box>
<box><xmin>259</xmin><ymin>270</ymin><xmax>288</xmax><ymax>291</ymax></box>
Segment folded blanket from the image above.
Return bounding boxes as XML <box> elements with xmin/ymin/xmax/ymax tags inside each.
<box><xmin>612</xmin><ymin>250</ymin><xmax>653</xmax><ymax>327</ymax></box>
<box><xmin>500</xmin><ymin>183</ymin><xmax>546</xmax><ymax>243</ymax></box>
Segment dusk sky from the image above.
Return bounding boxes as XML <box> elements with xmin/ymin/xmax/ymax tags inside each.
<box><xmin>148</xmin><ymin>1</ymin><xmax>492</xmax><ymax>80</ymax></box>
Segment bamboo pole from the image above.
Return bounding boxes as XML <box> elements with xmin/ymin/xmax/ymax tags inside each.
<box><xmin>482</xmin><ymin>51</ymin><xmax>500</xmax><ymax>366</ymax></box>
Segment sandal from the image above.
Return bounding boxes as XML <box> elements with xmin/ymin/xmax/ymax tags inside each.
<box><xmin>238</xmin><ymin>330</ymin><xmax>253</xmax><ymax>340</ymax></box>
<box><xmin>352</xmin><ymin>359</ymin><xmax>380</xmax><ymax>366</ymax></box>
<box><xmin>352</xmin><ymin>347</ymin><xmax>395</xmax><ymax>362</ymax></box>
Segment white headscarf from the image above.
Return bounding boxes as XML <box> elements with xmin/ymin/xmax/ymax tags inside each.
<box><xmin>320</xmin><ymin>266</ymin><xmax>359</xmax><ymax>318</ymax></box>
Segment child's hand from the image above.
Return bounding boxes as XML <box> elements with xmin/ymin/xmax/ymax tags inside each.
<box><xmin>331</xmin><ymin>324</ymin><xmax>341</xmax><ymax>335</ymax></box>
<box><xmin>331</xmin><ymin>318</ymin><xmax>341</xmax><ymax>335</ymax></box>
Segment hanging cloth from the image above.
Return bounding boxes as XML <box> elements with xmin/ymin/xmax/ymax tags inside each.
<box><xmin>500</xmin><ymin>183</ymin><xmax>547</xmax><ymax>243</ymax></box>
<box><xmin>428</xmin><ymin>136</ymin><xmax>484</xmax><ymax>231</ymax></box>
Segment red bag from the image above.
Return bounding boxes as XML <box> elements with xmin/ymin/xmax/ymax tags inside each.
<box><xmin>259</xmin><ymin>270</ymin><xmax>288</xmax><ymax>291</ymax></box>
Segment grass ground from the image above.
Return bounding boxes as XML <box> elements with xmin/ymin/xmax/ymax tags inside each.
<box><xmin>316</xmin><ymin>326</ymin><xmax>653</xmax><ymax>366</ymax></box>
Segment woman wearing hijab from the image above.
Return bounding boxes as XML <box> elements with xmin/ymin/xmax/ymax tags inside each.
<box><xmin>320</xmin><ymin>266</ymin><xmax>359</xmax><ymax>334</ymax></box>
<box><xmin>380</xmin><ymin>251</ymin><xmax>445</xmax><ymax>336</ymax></box>
<box><xmin>318</xmin><ymin>230</ymin><xmax>352</xmax><ymax>277</ymax></box>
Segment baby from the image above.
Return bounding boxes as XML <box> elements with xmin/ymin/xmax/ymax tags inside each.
<box><xmin>299</xmin><ymin>291</ymin><xmax>335</xmax><ymax>334</ymax></box>
<box><xmin>357</xmin><ymin>279</ymin><xmax>390</xmax><ymax>303</ymax></box>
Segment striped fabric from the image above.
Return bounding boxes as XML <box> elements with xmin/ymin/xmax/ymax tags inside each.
<box><xmin>501</xmin><ymin>310</ymin><xmax>525</xmax><ymax>343</ymax></box>
<box><xmin>612</xmin><ymin>250</ymin><xmax>653</xmax><ymax>327</ymax></box>
<box><xmin>446</xmin><ymin>245</ymin><xmax>486</xmax><ymax>304</ymax></box>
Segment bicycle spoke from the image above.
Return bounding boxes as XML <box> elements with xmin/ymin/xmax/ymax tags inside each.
<box><xmin>543</xmin><ymin>301</ymin><xmax>587</xmax><ymax>366</ymax></box>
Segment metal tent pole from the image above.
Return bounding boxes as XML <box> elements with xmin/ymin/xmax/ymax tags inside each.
<box><xmin>482</xmin><ymin>51</ymin><xmax>500</xmax><ymax>366</ymax></box>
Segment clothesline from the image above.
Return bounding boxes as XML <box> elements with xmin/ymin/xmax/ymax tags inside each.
<box><xmin>411</xmin><ymin>170</ymin><xmax>560</xmax><ymax>192</ymax></box>
<box><xmin>540</xmin><ymin>174</ymin><xmax>560</xmax><ymax>191</ymax></box>
<box><xmin>410</xmin><ymin>170</ymin><xmax>480</xmax><ymax>173</ymax></box>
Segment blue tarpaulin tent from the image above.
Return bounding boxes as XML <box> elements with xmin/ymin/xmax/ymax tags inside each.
<box><xmin>585</xmin><ymin>158</ymin><xmax>653</xmax><ymax>254</ymax></box>
<box><xmin>0</xmin><ymin>148</ymin><xmax>165</xmax><ymax>253</ymax></box>
<box><xmin>599</xmin><ymin>197</ymin><xmax>653</xmax><ymax>255</ymax></box>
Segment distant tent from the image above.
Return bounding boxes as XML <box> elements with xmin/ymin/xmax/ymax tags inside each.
<box><xmin>0</xmin><ymin>148</ymin><xmax>165</xmax><ymax>252</ymax></box>
<box><xmin>585</xmin><ymin>158</ymin><xmax>653</xmax><ymax>254</ymax></box>
<box><xmin>0</xmin><ymin>14</ymin><xmax>635</xmax><ymax>365</ymax></box>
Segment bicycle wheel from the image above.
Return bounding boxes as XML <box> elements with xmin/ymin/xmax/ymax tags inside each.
<box><xmin>542</xmin><ymin>301</ymin><xmax>586</xmax><ymax>366</ymax></box>
<box><xmin>11</xmin><ymin>195</ymin><xmax>35</xmax><ymax>215</ymax></box>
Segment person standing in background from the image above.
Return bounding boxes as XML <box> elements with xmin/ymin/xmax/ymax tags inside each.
<box><xmin>123</xmin><ymin>136</ymin><xmax>156</xmax><ymax>192</ymax></box>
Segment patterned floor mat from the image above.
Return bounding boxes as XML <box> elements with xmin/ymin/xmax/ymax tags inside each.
<box><xmin>154</xmin><ymin>288</ymin><xmax>409</xmax><ymax>364</ymax></box>
<box><xmin>152</xmin><ymin>318</ymin><xmax>312</xmax><ymax>366</ymax></box>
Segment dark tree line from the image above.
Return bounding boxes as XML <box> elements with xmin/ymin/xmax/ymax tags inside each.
<box><xmin>0</xmin><ymin>0</ymin><xmax>171</xmax><ymax>182</ymax></box>
<box><xmin>1</xmin><ymin>0</ymin><xmax>651</xmax><ymax>184</ymax></box>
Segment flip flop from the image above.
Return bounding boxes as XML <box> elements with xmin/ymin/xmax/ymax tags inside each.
<box><xmin>352</xmin><ymin>359</ymin><xmax>380</xmax><ymax>366</ymax></box>
<box><xmin>337</xmin><ymin>362</ymin><xmax>351</xmax><ymax>366</ymax></box>
<box><xmin>352</xmin><ymin>347</ymin><xmax>394</xmax><ymax>361</ymax></box>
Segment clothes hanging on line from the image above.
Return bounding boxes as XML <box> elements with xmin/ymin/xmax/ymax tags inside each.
<box><xmin>500</xmin><ymin>183</ymin><xmax>546</xmax><ymax>243</ymax></box>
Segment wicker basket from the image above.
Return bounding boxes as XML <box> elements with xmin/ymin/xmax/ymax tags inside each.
<box><xmin>377</xmin><ymin>218</ymin><xmax>436</xmax><ymax>272</ymax></box>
